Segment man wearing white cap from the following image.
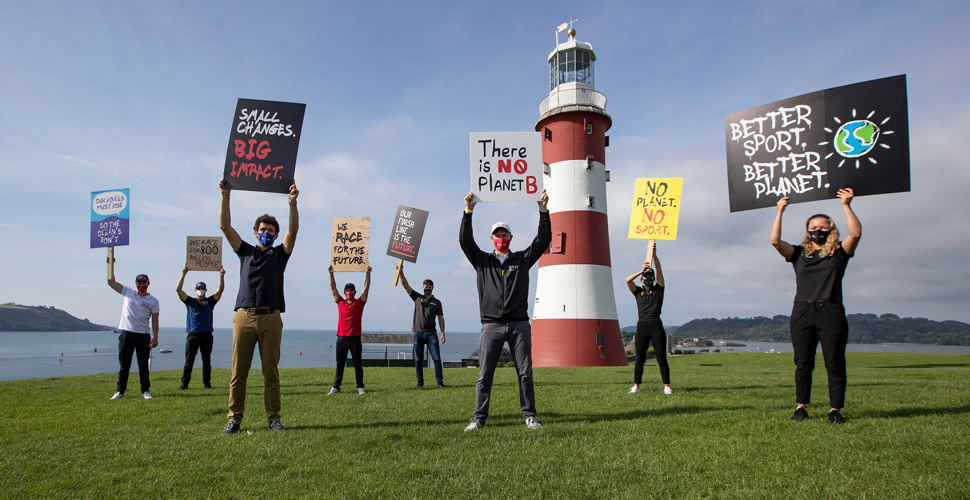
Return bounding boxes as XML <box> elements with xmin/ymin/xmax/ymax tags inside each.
<box><xmin>459</xmin><ymin>189</ymin><xmax>551</xmax><ymax>431</ymax></box>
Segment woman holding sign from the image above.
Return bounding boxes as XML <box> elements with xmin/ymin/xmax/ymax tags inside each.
<box><xmin>625</xmin><ymin>247</ymin><xmax>672</xmax><ymax>395</ymax></box>
<box><xmin>771</xmin><ymin>188</ymin><xmax>861</xmax><ymax>425</ymax></box>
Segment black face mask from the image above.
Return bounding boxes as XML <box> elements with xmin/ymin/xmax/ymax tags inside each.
<box><xmin>808</xmin><ymin>229</ymin><xmax>830</xmax><ymax>244</ymax></box>
<box><xmin>423</xmin><ymin>288</ymin><xmax>433</xmax><ymax>296</ymax></box>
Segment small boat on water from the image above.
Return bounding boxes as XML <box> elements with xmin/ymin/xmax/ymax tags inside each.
<box><xmin>159</xmin><ymin>347</ymin><xmax>173</xmax><ymax>353</ymax></box>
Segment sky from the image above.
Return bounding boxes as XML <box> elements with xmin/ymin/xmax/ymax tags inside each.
<box><xmin>2</xmin><ymin>1</ymin><xmax>969</xmax><ymax>333</ymax></box>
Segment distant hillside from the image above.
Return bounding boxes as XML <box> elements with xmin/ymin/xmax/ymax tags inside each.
<box><xmin>674</xmin><ymin>314</ymin><xmax>970</xmax><ymax>346</ymax></box>
<box><xmin>0</xmin><ymin>303</ymin><xmax>113</xmax><ymax>332</ymax></box>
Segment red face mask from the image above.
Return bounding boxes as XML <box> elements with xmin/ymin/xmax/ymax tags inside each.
<box><xmin>136</xmin><ymin>285</ymin><xmax>149</xmax><ymax>294</ymax></box>
<box><xmin>345</xmin><ymin>291</ymin><xmax>356</xmax><ymax>300</ymax></box>
<box><xmin>491</xmin><ymin>236</ymin><xmax>511</xmax><ymax>252</ymax></box>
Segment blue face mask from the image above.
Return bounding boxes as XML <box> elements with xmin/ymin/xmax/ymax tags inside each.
<box><xmin>257</xmin><ymin>232</ymin><xmax>276</xmax><ymax>246</ymax></box>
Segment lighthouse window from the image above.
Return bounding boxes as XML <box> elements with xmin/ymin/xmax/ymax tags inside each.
<box><xmin>550</xmin><ymin>50</ymin><xmax>593</xmax><ymax>90</ymax></box>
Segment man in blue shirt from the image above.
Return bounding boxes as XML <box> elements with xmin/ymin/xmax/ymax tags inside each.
<box><xmin>176</xmin><ymin>265</ymin><xmax>225</xmax><ymax>390</ymax></box>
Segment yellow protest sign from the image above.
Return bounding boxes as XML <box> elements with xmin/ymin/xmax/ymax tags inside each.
<box><xmin>627</xmin><ymin>178</ymin><xmax>683</xmax><ymax>240</ymax></box>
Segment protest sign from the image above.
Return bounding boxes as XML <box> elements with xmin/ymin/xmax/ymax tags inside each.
<box><xmin>386</xmin><ymin>206</ymin><xmax>429</xmax><ymax>263</ymax></box>
<box><xmin>725</xmin><ymin>75</ymin><xmax>910</xmax><ymax>212</ymax></box>
<box><xmin>90</xmin><ymin>188</ymin><xmax>129</xmax><ymax>249</ymax></box>
<box><xmin>185</xmin><ymin>236</ymin><xmax>223</xmax><ymax>271</ymax></box>
<box><xmin>331</xmin><ymin>218</ymin><xmax>370</xmax><ymax>272</ymax></box>
<box><xmin>223</xmin><ymin>98</ymin><xmax>307</xmax><ymax>194</ymax></box>
<box><xmin>627</xmin><ymin>178</ymin><xmax>683</xmax><ymax>241</ymax></box>
<box><xmin>469</xmin><ymin>132</ymin><xmax>543</xmax><ymax>202</ymax></box>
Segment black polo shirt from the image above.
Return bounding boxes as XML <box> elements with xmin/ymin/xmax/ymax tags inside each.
<box><xmin>233</xmin><ymin>241</ymin><xmax>290</xmax><ymax>312</ymax></box>
<box><xmin>633</xmin><ymin>285</ymin><xmax>664</xmax><ymax>320</ymax></box>
<box><xmin>787</xmin><ymin>245</ymin><xmax>851</xmax><ymax>302</ymax></box>
<box><xmin>409</xmin><ymin>290</ymin><xmax>443</xmax><ymax>333</ymax></box>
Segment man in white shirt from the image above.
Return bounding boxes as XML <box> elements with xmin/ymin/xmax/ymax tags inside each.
<box><xmin>107</xmin><ymin>254</ymin><xmax>160</xmax><ymax>400</ymax></box>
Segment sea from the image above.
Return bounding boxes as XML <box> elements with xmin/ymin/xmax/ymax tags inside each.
<box><xmin>2</xmin><ymin>328</ymin><xmax>969</xmax><ymax>381</ymax></box>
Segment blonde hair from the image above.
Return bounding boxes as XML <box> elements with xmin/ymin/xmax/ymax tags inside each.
<box><xmin>801</xmin><ymin>214</ymin><xmax>840</xmax><ymax>258</ymax></box>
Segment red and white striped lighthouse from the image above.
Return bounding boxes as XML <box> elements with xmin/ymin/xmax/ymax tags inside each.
<box><xmin>531</xmin><ymin>27</ymin><xmax>627</xmax><ymax>367</ymax></box>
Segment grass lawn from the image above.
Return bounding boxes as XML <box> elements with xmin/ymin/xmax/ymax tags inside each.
<box><xmin>1</xmin><ymin>352</ymin><xmax>968</xmax><ymax>499</ymax></box>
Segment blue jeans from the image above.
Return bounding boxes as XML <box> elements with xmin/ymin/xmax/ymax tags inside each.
<box><xmin>413</xmin><ymin>332</ymin><xmax>443</xmax><ymax>385</ymax></box>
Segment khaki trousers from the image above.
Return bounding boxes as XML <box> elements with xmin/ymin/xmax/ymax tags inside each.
<box><xmin>228</xmin><ymin>309</ymin><xmax>283</xmax><ymax>423</ymax></box>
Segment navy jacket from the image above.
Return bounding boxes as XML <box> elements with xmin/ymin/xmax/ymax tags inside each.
<box><xmin>459</xmin><ymin>210</ymin><xmax>551</xmax><ymax>323</ymax></box>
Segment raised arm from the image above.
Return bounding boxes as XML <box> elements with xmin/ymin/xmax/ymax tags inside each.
<box><xmin>398</xmin><ymin>262</ymin><xmax>414</xmax><ymax>295</ymax></box>
<box><xmin>106</xmin><ymin>253</ymin><xmax>123</xmax><ymax>294</ymax></box>
<box><xmin>653</xmin><ymin>251</ymin><xmax>665</xmax><ymax>287</ymax></box>
<box><xmin>459</xmin><ymin>192</ymin><xmax>483</xmax><ymax>267</ymax></box>
<box><xmin>360</xmin><ymin>266</ymin><xmax>373</xmax><ymax>303</ymax></box>
<box><xmin>328</xmin><ymin>265</ymin><xmax>341</xmax><ymax>302</ymax></box>
<box><xmin>526</xmin><ymin>189</ymin><xmax>552</xmax><ymax>268</ymax></box>
<box><xmin>625</xmin><ymin>262</ymin><xmax>650</xmax><ymax>293</ymax></box>
<box><xmin>771</xmin><ymin>196</ymin><xmax>795</xmax><ymax>259</ymax></box>
<box><xmin>219</xmin><ymin>179</ymin><xmax>242</xmax><ymax>253</ymax></box>
<box><xmin>176</xmin><ymin>265</ymin><xmax>189</xmax><ymax>302</ymax></box>
<box><xmin>213</xmin><ymin>267</ymin><xmax>226</xmax><ymax>302</ymax></box>
<box><xmin>282</xmin><ymin>183</ymin><xmax>299</xmax><ymax>255</ymax></box>
<box><xmin>838</xmin><ymin>188</ymin><xmax>862</xmax><ymax>256</ymax></box>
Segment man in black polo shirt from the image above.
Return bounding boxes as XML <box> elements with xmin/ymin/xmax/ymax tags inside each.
<box><xmin>218</xmin><ymin>179</ymin><xmax>299</xmax><ymax>435</ymax></box>
<box><xmin>397</xmin><ymin>263</ymin><xmax>446</xmax><ymax>388</ymax></box>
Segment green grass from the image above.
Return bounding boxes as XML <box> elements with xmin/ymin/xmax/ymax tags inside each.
<box><xmin>2</xmin><ymin>352</ymin><xmax>969</xmax><ymax>499</ymax></box>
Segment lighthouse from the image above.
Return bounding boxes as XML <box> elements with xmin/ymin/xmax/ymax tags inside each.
<box><xmin>531</xmin><ymin>27</ymin><xmax>627</xmax><ymax>367</ymax></box>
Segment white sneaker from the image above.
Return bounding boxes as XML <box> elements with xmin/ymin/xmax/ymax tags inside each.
<box><xmin>663</xmin><ymin>386</ymin><xmax>673</xmax><ymax>395</ymax></box>
<box><xmin>629</xmin><ymin>386</ymin><xmax>640</xmax><ymax>394</ymax></box>
<box><xmin>524</xmin><ymin>416</ymin><xmax>542</xmax><ymax>429</ymax></box>
<box><xmin>110</xmin><ymin>392</ymin><xmax>124</xmax><ymax>400</ymax></box>
<box><xmin>357</xmin><ymin>388</ymin><xmax>365</xmax><ymax>395</ymax></box>
<box><xmin>327</xmin><ymin>387</ymin><xmax>339</xmax><ymax>395</ymax></box>
<box><xmin>142</xmin><ymin>391</ymin><xmax>153</xmax><ymax>399</ymax></box>
<box><xmin>464</xmin><ymin>419</ymin><xmax>484</xmax><ymax>432</ymax></box>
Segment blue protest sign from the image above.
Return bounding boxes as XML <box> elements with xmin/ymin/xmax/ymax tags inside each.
<box><xmin>90</xmin><ymin>188</ymin><xmax>130</xmax><ymax>248</ymax></box>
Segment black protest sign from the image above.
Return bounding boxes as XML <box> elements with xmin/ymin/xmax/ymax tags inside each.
<box><xmin>386</xmin><ymin>205</ymin><xmax>429</xmax><ymax>263</ymax></box>
<box><xmin>725</xmin><ymin>75</ymin><xmax>909</xmax><ymax>212</ymax></box>
<box><xmin>223</xmin><ymin>98</ymin><xmax>306</xmax><ymax>194</ymax></box>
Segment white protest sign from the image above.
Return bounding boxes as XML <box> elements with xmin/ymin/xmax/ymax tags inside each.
<box><xmin>469</xmin><ymin>132</ymin><xmax>543</xmax><ymax>202</ymax></box>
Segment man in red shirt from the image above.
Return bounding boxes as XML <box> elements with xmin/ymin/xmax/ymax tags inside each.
<box><xmin>327</xmin><ymin>264</ymin><xmax>371</xmax><ymax>394</ymax></box>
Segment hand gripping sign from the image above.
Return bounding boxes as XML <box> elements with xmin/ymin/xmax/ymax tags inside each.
<box><xmin>628</xmin><ymin>178</ymin><xmax>683</xmax><ymax>241</ymax></box>
<box><xmin>725</xmin><ymin>75</ymin><xmax>910</xmax><ymax>212</ymax></box>
<box><xmin>91</xmin><ymin>188</ymin><xmax>130</xmax><ymax>249</ymax></box>
<box><xmin>469</xmin><ymin>132</ymin><xmax>543</xmax><ymax>202</ymax></box>
<box><xmin>331</xmin><ymin>218</ymin><xmax>370</xmax><ymax>272</ymax></box>
<box><xmin>186</xmin><ymin>236</ymin><xmax>223</xmax><ymax>271</ymax></box>
<box><xmin>223</xmin><ymin>98</ymin><xmax>307</xmax><ymax>194</ymax></box>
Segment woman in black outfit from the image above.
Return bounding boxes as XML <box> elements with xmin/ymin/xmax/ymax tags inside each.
<box><xmin>625</xmin><ymin>248</ymin><xmax>672</xmax><ymax>395</ymax></box>
<box><xmin>771</xmin><ymin>188</ymin><xmax>861</xmax><ymax>424</ymax></box>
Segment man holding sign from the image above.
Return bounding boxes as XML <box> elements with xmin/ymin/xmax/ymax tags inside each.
<box><xmin>217</xmin><ymin>179</ymin><xmax>299</xmax><ymax>435</ymax></box>
<box><xmin>106</xmin><ymin>261</ymin><xmax>159</xmax><ymax>401</ymax></box>
<box><xmin>176</xmin><ymin>265</ymin><xmax>225</xmax><ymax>390</ymax></box>
<box><xmin>459</xmin><ymin>189</ymin><xmax>550</xmax><ymax>431</ymax></box>
<box><xmin>397</xmin><ymin>263</ymin><xmax>446</xmax><ymax>389</ymax></box>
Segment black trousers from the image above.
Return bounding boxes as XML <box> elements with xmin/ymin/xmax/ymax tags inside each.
<box><xmin>117</xmin><ymin>331</ymin><xmax>151</xmax><ymax>394</ymax></box>
<box><xmin>633</xmin><ymin>319</ymin><xmax>670</xmax><ymax>385</ymax></box>
<box><xmin>790</xmin><ymin>301</ymin><xmax>849</xmax><ymax>409</ymax></box>
<box><xmin>181</xmin><ymin>331</ymin><xmax>213</xmax><ymax>387</ymax></box>
<box><xmin>333</xmin><ymin>336</ymin><xmax>364</xmax><ymax>389</ymax></box>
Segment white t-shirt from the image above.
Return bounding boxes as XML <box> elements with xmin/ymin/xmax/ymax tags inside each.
<box><xmin>118</xmin><ymin>286</ymin><xmax>160</xmax><ymax>334</ymax></box>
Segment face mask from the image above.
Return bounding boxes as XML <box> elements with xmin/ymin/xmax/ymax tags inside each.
<box><xmin>642</xmin><ymin>277</ymin><xmax>654</xmax><ymax>287</ymax></box>
<box><xmin>491</xmin><ymin>236</ymin><xmax>511</xmax><ymax>252</ymax></box>
<box><xmin>257</xmin><ymin>232</ymin><xmax>276</xmax><ymax>246</ymax></box>
<box><xmin>808</xmin><ymin>229</ymin><xmax>830</xmax><ymax>244</ymax></box>
<box><xmin>424</xmin><ymin>288</ymin><xmax>433</xmax><ymax>296</ymax></box>
<box><xmin>137</xmin><ymin>285</ymin><xmax>149</xmax><ymax>294</ymax></box>
<box><xmin>196</xmin><ymin>290</ymin><xmax>206</xmax><ymax>298</ymax></box>
<box><xmin>345</xmin><ymin>291</ymin><xmax>355</xmax><ymax>300</ymax></box>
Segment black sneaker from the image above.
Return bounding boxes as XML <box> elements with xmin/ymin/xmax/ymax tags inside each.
<box><xmin>791</xmin><ymin>407</ymin><xmax>809</xmax><ymax>422</ymax></box>
<box><xmin>269</xmin><ymin>419</ymin><xmax>287</xmax><ymax>432</ymax></box>
<box><xmin>827</xmin><ymin>409</ymin><xmax>845</xmax><ymax>425</ymax></box>
<box><xmin>222</xmin><ymin>421</ymin><xmax>240</xmax><ymax>435</ymax></box>
<box><xmin>179</xmin><ymin>384</ymin><xmax>188</xmax><ymax>390</ymax></box>
<box><xmin>416</xmin><ymin>383</ymin><xmax>424</xmax><ymax>388</ymax></box>
<box><xmin>437</xmin><ymin>383</ymin><xmax>446</xmax><ymax>389</ymax></box>
<box><xmin>204</xmin><ymin>384</ymin><xmax>213</xmax><ymax>389</ymax></box>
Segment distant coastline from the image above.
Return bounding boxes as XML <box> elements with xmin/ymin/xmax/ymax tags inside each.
<box><xmin>0</xmin><ymin>303</ymin><xmax>113</xmax><ymax>332</ymax></box>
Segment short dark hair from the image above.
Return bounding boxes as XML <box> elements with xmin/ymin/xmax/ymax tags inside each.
<box><xmin>423</xmin><ymin>279</ymin><xmax>434</xmax><ymax>287</ymax></box>
<box><xmin>253</xmin><ymin>214</ymin><xmax>280</xmax><ymax>234</ymax></box>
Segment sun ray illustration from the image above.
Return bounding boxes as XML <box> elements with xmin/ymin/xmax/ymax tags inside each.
<box><xmin>852</xmin><ymin>109</ymin><xmax>857</xmax><ymax>118</ymax></box>
<box><xmin>880</xmin><ymin>144</ymin><xmax>891</xmax><ymax>149</ymax></box>
<box><xmin>825</xmin><ymin>152</ymin><xmax>834</xmax><ymax>159</ymax></box>
<box><xmin>824</xmin><ymin>127</ymin><xmax>833</xmax><ymax>133</ymax></box>
<box><xmin>839</xmin><ymin>159</ymin><xmax>846</xmax><ymax>168</ymax></box>
<box><xmin>883</xmin><ymin>131</ymin><xmax>894</xmax><ymax>135</ymax></box>
<box><xmin>818</xmin><ymin>141</ymin><xmax>829</xmax><ymax>146</ymax></box>
<box><xmin>866</xmin><ymin>110</ymin><xmax>875</xmax><ymax>119</ymax></box>
<box><xmin>881</xmin><ymin>117</ymin><xmax>891</xmax><ymax>125</ymax></box>
<box><xmin>855</xmin><ymin>160</ymin><xmax>860</xmax><ymax>169</ymax></box>
<box><xmin>833</xmin><ymin>117</ymin><xmax>842</xmax><ymax>124</ymax></box>
<box><xmin>869</xmin><ymin>158</ymin><xmax>877</xmax><ymax>164</ymax></box>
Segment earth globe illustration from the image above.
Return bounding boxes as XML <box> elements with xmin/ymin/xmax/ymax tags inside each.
<box><xmin>834</xmin><ymin>119</ymin><xmax>880</xmax><ymax>158</ymax></box>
